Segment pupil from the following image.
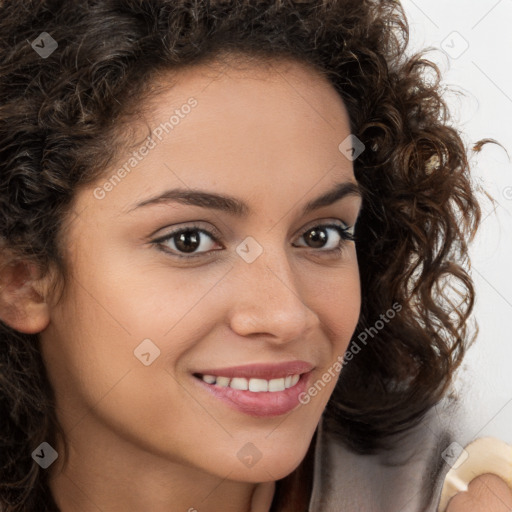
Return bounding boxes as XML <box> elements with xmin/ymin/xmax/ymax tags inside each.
<box><xmin>307</xmin><ymin>228</ymin><xmax>327</xmax><ymax>248</ymax></box>
<box><xmin>176</xmin><ymin>230</ymin><xmax>200</xmax><ymax>253</ymax></box>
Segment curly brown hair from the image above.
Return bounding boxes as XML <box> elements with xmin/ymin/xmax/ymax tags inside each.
<box><xmin>0</xmin><ymin>0</ymin><xmax>490</xmax><ymax>510</ymax></box>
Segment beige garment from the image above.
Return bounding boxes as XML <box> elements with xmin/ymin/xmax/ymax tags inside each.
<box><xmin>307</xmin><ymin>395</ymin><xmax>465</xmax><ymax>512</ymax></box>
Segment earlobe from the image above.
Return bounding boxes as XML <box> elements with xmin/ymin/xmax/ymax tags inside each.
<box><xmin>0</xmin><ymin>257</ymin><xmax>51</xmax><ymax>334</ymax></box>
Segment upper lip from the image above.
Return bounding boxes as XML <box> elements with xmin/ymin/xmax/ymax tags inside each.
<box><xmin>193</xmin><ymin>361</ymin><xmax>314</xmax><ymax>380</ymax></box>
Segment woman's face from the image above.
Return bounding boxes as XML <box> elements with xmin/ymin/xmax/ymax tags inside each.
<box><xmin>40</xmin><ymin>58</ymin><xmax>362</xmax><ymax>484</ymax></box>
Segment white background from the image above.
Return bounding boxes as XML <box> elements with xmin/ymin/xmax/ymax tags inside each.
<box><xmin>402</xmin><ymin>0</ymin><xmax>512</xmax><ymax>443</ymax></box>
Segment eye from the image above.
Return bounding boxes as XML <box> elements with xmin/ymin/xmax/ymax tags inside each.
<box><xmin>152</xmin><ymin>223</ymin><xmax>222</xmax><ymax>259</ymax></box>
<box><xmin>151</xmin><ymin>221</ymin><xmax>355</xmax><ymax>259</ymax></box>
<box><xmin>292</xmin><ymin>222</ymin><xmax>355</xmax><ymax>254</ymax></box>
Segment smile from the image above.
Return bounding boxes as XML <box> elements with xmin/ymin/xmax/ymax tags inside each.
<box><xmin>196</xmin><ymin>374</ymin><xmax>301</xmax><ymax>392</ymax></box>
<box><xmin>191</xmin><ymin>361</ymin><xmax>314</xmax><ymax>417</ymax></box>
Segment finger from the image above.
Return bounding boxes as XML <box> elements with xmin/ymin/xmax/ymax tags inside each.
<box><xmin>446</xmin><ymin>473</ymin><xmax>512</xmax><ymax>512</ymax></box>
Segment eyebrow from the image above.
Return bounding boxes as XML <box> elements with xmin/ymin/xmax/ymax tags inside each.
<box><xmin>126</xmin><ymin>181</ymin><xmax>361</xmax><ymax>216</ymax></box>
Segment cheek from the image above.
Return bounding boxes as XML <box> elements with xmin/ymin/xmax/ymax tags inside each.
<box><xmin>294</xmin><ymin>264</ymin><xmax>360</xmax><ymax>416</ymax></box>
<box><xmin>83</xmin><ymin>254</ymin><xmax>230</xmax><ymax>340</ymax></box>
<box><xmin>44</xmin><ymin>278</ymin><xmax>221</xmax><ymax>462</ymax></box>
<box><xmin>310</xmin><ymin>257</ymin><xmax>361</xmax><ymax>349</ymax></box>
<box><xmin>41</xmin><ymin>283</ymin><xmax>136</xmax><ymax>409</ymax></box>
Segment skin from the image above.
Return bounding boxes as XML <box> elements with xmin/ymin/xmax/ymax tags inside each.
<box><xmin>446</xmin><ymin>474</ymin><xmax>512</xmax><ymax>512</ymax></box>
<box><xmin>6</xmin><ymin>58</ymin><xmax>363</xmax><ymax>512</ymax></box>
<box><xmin>1</xmin><ymin>57</ymin><xmax>510</xmax><ymax>511</ymax></box>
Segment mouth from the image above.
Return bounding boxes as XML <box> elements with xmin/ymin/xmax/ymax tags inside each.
<box><xmin>191</xmin><ymin>361</ymin><xmax>313</xmax><ymax>417</ymax></box>
<box><xmin>193</xmin><ymin>373</ymin><xmax>301</xmax><ymax>392</ymax></box>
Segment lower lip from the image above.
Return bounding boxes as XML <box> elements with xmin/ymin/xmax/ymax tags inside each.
<box><xmin>193</xmin><ymin>373</ymin><xmax>311</xmax><ymax>418</ymax></box>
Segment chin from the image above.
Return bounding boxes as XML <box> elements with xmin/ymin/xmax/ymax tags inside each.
<box><xmin>231</xmin><ymin>443</ymin><xmax>310</xmax><ymax>483</ymax></box>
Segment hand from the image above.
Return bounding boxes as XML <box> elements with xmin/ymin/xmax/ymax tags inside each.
<box><xmin>446</xmin><ymin>473</ymin><xmax>512</xmax><ymax>511</ymax></box>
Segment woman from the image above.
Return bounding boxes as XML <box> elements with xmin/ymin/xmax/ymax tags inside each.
<box><xmin>0</xmin><ymin>0</ymin><xmax>509</xmax><ymax>510</ymax></box>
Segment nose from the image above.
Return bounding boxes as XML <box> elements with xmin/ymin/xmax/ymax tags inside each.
<box><xmin>227</xmin><ymin>245</ymin><xmax>318</xmax><ymax>343</ymax></box>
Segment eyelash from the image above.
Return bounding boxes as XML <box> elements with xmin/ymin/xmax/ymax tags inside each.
<box><xmin>151</xmin><ymin>221</ymin><xmax>355</xmax><ymax>260</ymax></box>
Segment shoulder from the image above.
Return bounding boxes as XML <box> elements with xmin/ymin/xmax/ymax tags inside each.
<box><xmin>308</xmin><ymin>395</ymin><xmax>466</xmax><ymax>512</ymax></box>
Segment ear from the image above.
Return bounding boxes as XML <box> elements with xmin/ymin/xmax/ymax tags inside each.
<box><xmin>0</xmin><ymin>256</ymin><xmax>51</xmax><ymax>334</ymax></box>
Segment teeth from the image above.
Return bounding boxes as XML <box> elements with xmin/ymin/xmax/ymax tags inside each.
<box><xmin>230</xmin><ymin>377</ymin><xmax>248</xmax><ymax>390</ymax></box>
<box><xmin>268</xmin><ymin>378</ymin><xmax>285</xmax><ymax>392</ymax></box>
<box><xmin>249</xmin><ymin>378</ymin><xmax>268</xmax><ymax>392</ymax></box>
<box><xmin>199</xmin><ymin>373</ymin><xmax>301</xmax><ymax>392</ymax></box>
<box><xmin>216</xmin><ymin>376</ymin><xmax>231</xmax><ymax>387</ymax></box>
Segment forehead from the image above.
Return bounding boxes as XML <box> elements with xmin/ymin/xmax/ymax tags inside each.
<box><xmin>141</xmin><ymin>57</ymin><xmax>352</xmax><ymax>167</ymax></box>
<box><xmin>145</xmin><ymin>55</ymin><xmax>351</xmax><ymax>136</ymax></box>
<box><xmin>78</xmin><ymin>56</ymin><xmax>357</xmax><ymax>219</ymax></box>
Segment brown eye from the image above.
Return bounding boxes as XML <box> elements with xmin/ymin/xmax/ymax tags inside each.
<box><xmin>153</xmin><ymin>225</ymin><xmax>222</xmax><ymax>258</ymax></box>
<box><xmin>303</xmin><ymin>227</ymin><xmax>329</xmax><ymax>248</ymax></box>
<box><xmin>152</xmin><ymin>221</ymin><xmax>354</xmax><ymax>260</ymax></box>
<box><xmin>173</xmin><ymin>229</ymin><xmax>203</xmax><ymax>253</ymax></box>
<box><xmin>294</xmin><ymin>223</ymin><xmax>355</xmax><ymax>252</ymax></box>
